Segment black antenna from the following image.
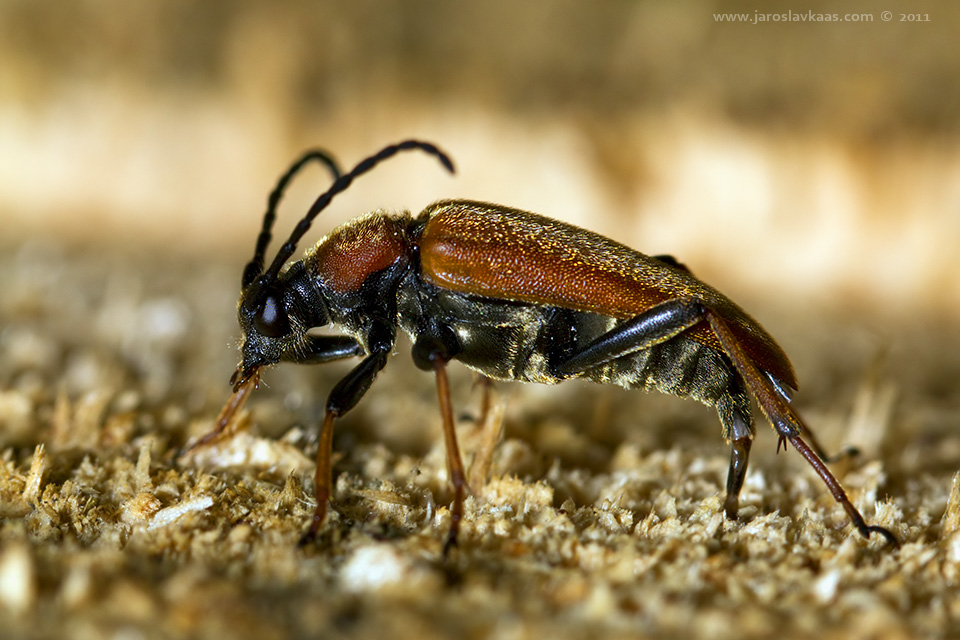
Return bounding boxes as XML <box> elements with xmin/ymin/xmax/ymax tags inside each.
<box><xmin>242</xmin><ymin>150</ymin><xmax>343</xmax><ymax>288</ymax></box>
<box><xmin>259</xmin><ymin>140</ymin><xmax>455</xmax><ymax>285</ymax></box>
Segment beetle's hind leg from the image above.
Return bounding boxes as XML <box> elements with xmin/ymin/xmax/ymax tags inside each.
<box><xmin>553</xmin><ymin>299</ymin><xmax>757</xmax><ymax>521</ymax></box>
<box><xmin>724</xmin><ymin>436</ymin><xmax>753</xmax><ymax>520</ymax></box>
<box><xmin>552</xmin><ymin>297</ymin><xmax>897</xmax><ymax>547</ymax></box>
<box><xmin>764</xmin><ymin>372</ymin><xmax>860</xmax><ymax>464</ymax></box>
<box><xmin>554</xmin><ymin>298</ymin><xmax>706</xmax><ymax>376</ymax></box>
<box><xmin>706</xmin><ymin>312</ymin><xmax>899</xmax><ymax>547</ymax></box>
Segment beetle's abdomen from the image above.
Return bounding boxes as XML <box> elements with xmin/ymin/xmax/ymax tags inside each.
<box><xmin>396</xmin><ymin>281</ymin><xmax>753</xmax><ymax>441</ymax></box>
<box><xmin>417</xmin><ymin>200</ymin><xmax>796</xmax><ymax>389</ymax></box>
<box><xmin>586</xmin><ymin>334</ymin><xmax>754</xmax><ymax>442</ymax></box>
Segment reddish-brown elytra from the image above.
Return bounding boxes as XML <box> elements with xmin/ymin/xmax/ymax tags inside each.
<box><xmin>189</xmin><ymin>140</ymin><xmax>898</xmax><ymax>551</ymax></box>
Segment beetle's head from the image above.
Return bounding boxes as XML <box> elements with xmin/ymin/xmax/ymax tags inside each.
<box><xmin>228</xmin><ymin>140</ymin><xmax>454</xmax><ymax>391</ymax></box>
<box><xmin>231</xmin><ymin>271</ymin><xmax>330</xmax><ymax>391</ymax></box>
<box><xmin>233</xmin><ymin>277</ymin><xmax>293</xmax><ymax>389</ymax></box>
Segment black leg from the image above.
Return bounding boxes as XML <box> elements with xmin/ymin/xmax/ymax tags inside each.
<box><xmin>324</xmin><ymin>350</ymin><xmax>390</xmax><ymax>415</ymax></box>
<box><xmin>724</xmin><ymin>436</ymin><xmax>752</xmax><ymax>519</ymax></box>
<box><xmin>554</xmin><ymin>298</ymin><xmax>758</xmax><ymax>526</ymax></box>
<box><xmin>556</xmin><ymin>298</ymin><xmax>705</xmax><ymax>375</ymax></box>
<box><xmin>299</xmin><ymin>349</ymin><xmax>391</xmax><ymax>545</ymax></box>
<box><xmin>554</xmin><ymin>295</ymin><xmax>898</xmax><ymax>547</ymax></box>
<box><xmin>705</xmin><ymin>311</ymin><xmax>898</xmax><ymax>547</ymax></box>
<box><xmin>295</xmin><ymin>335</ymin><xmax>364</xmax><ymax>365</ymax></box>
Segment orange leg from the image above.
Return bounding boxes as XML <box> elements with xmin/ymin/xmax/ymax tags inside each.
<box><xmin>434</xmin><ymin>358</ymin><xmax>469</xmax><ymax>554</ymax></box>
<box><xmin>467</xmin><ymin>377</ymin><xmax>505</xmax><ymax>490</ymax></box>
<box><xmin>297</xmin><ymin>347</ymin><xmax>391</xmax><ymax>545</ymax></box>
<box><xmin>300</xmin><ymin>409</ymin><xmax>337</xmax><ymax>546</ymax></box>
<box><xmin>472</xmin><ymin>375</ymin><xmax>494</xmax><ymax>435</ymax></box>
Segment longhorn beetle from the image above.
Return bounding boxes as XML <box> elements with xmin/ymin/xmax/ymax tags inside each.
<box><xmin>190</xmin><ymin>140</ymin><xmax>898</xmax><ymax>550</ymax></box>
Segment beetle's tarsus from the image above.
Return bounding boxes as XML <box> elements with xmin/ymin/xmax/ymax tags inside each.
<box><xmin>865</xmin><ymin>524</ymin><xmax>900</xmax><ymax>549</ymax></box>
<box><xmin>724</xmin><ymin>436</ymin><xmax>752</xmax><ymax>520</ymax></box>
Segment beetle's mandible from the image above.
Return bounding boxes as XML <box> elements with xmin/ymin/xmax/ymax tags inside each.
<box><xmin>189</xmin><ymin>140</ymin><xmax>898</xmax><ymax>550</ymax></box>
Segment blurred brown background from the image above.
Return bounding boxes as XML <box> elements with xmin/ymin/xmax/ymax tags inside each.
<box><xmin>3</xmin><ymin>0</ymin><xmax>958</xmax><ymax>311</ymax></box>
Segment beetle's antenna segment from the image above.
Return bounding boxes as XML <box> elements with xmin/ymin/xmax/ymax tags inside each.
<box><xmin>243</xmin><ymin>150</ymin><xmax>342</xmax><ymax>288</ymax></box>
<box><xmin>261</xmin><ymin>140</ymin><xmax>455</xmax><ymax>284</ymax></box>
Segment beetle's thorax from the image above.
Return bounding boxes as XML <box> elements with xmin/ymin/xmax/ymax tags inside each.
<box><xmin>292</xmin><ymin>211</ymin><xmax>416</xmax><ymax>344</ymax></box>
<box><xmin>305</xmin><ymin>212</ymin><xmax>412</xmax><ymax>296</ymax></box>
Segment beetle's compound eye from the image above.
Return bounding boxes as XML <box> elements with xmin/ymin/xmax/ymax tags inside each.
<box><xmin>253</xmin><ymin>292</ymin><xmax>290</xmax><ymax>338</ymax></box>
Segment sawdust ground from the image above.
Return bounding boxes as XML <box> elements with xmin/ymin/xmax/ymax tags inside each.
<box><xmin>0</xmin><ymin>239</ymin><xmax>959</xmax><ymax>640</ymax></box>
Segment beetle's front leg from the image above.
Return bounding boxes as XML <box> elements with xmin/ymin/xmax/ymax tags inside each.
<box><xmin>303</xmin><ymin>353</ymin><xmax>391</xmax><ymax>540</ymax></box>
<box><xmin>299</xmin><ymin>348</ymin><xmax>390</xmax><ymax>545</ymax></box>
<box><xmin>183</xmin><ymin>336</ymin><xmax>364</xmax><ymax>456</ymax></box>
<box><xmin>411</xmin><ymin>325</ymin><xmax>468</xmax><ymax>555</ymax></box>
<box><xmin>294</xmin><ymin>335</ymin><xmax>365</xmax><ymax>364</ymax></box>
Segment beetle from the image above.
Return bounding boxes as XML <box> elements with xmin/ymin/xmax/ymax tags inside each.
<box><xmin>190</xmin><ymin>140</ymin><xmax>898</xmax><ymax>550</ymax></box>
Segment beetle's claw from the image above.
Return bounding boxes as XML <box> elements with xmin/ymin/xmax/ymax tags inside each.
<box><xmin>865</xmin><ymin>524</ymin><xmax>900</xmax><ymax>549</ymax></box>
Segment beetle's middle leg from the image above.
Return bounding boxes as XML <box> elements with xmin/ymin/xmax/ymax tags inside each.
<box><xmin>412</xmin><ymin>326</ymin><xmax>469</xmax><ymax>555</ymax></box>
